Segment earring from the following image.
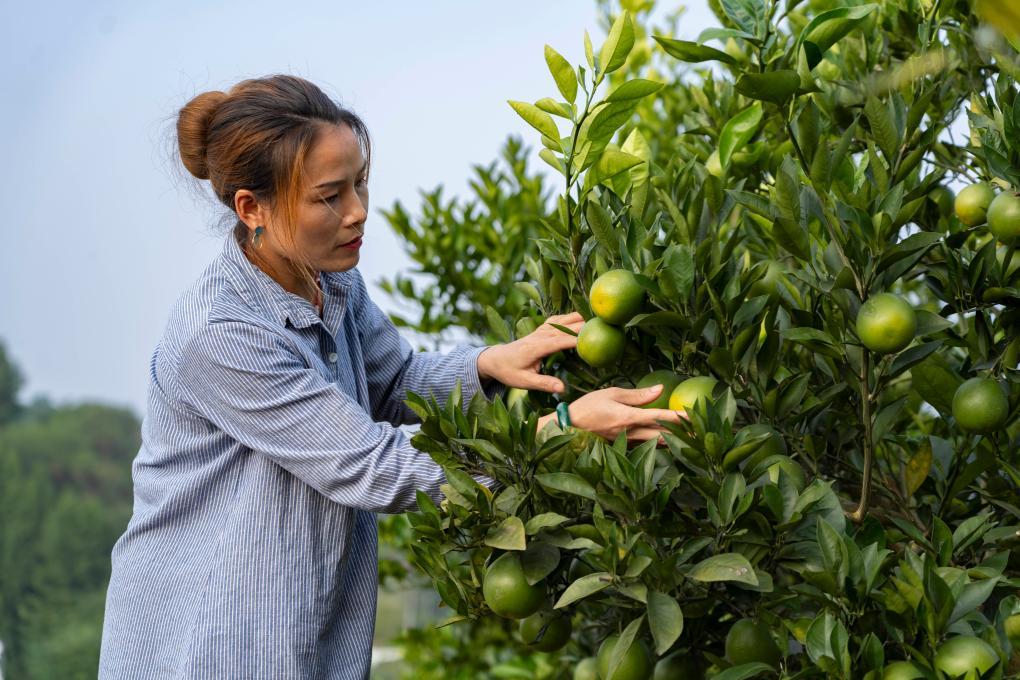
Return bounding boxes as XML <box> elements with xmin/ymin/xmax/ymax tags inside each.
<box><xmin>252</xmin><ymin>226</ymin><xmax>265</xmax><ymax>250</ymax></box>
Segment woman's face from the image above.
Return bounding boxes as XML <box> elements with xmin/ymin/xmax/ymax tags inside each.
<box><xmin>294</xmin><ymin>123</ymin><xmax>369</xmax><ymax>271</ymax></box>
<box><xmin>242</xmin><ymin>123</ymin><xmax>369</xmax><ymax>278</ymax></box>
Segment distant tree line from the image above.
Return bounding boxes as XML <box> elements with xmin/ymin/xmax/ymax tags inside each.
<box><xmin>0</xmin><ymin>338</ymin><xmax>139</xmax><ymax>679</ymax></box>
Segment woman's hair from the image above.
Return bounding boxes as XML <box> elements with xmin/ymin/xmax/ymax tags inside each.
<box><xmin>172</xmin><ymin>74</ymin><xmax>371</xmax><ymax>293</ymax></box>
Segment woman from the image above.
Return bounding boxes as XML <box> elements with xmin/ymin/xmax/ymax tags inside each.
<box><xmin>98</xmin><ymin>74</ymin><xmax>680</xmax><ymax>679</ymax></box>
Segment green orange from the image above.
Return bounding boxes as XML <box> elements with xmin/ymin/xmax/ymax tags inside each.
<box><xmin>952</xmin><ymin>377</ymin><xmax>1009</xmax><ymax>433</ymax></box>
<box><xmin>882</xmin><ymin>660</ymin><xmax>927</xmax><ymax>680</ymax></box>
<box><xmin>482</xmin><ymin>552</ymin><xmax>546</xmax><ymax>619</ymax></box>
<box><xmin>1005</xmin><ymin>613</ymin><xmax>1020</xmax><ymax>651</ymax></box>
<box><xmin>653</xmin><ymin>651</ymin><xmax>701</xmax><ymax>679</ymax></box>
<box><xmin>590</xmin><ymin>269</ymin><xmax>645</xmax><ymax>325</ymax></box>
<box><xmin>856</xmin><ymin>293</ymin><xmax>916</xmax><ymax>354</ymax></box>
<box><xmin>725</xmin><ymin>618</ymin><xmax>782</xmax><ymax>668</ymax></box>
<box><xmin>574</xmin><ymin>657</ymin><xmax>599</xmax><ymax>680</ymax></box>
<box><xmin>933</xmin><ymin>636</ymin><xmax>999</xmax><ymax>680</ymax></box>
<box><xmin>576</xmin><ymin>318</ymin><xmax>626</xmax><ymax>368</ymax></box>
<box><xmin>987</xmin><ymin>191</ymin><xmax>1020</xmax><ymax>241</ymax></box>
<box><xmin>519</xmin><ymin>609</ymin><xmax>572</xmax><ymax>652</ymax></box>
<box><xmin>668</xmin><ymin>376</ymin><xmax>718</xmax><ymax>412</ymax></box>
<box><xmin>596</xmin><ymin>634</ymin><xmax>654</xmax><ymax>680</ymax></box>
<box><xmin>636</xmin><ymin>370</ymin><xmax>684</xmax><ymax>409</ymax></box>
<box><xmin>955</xmin><ymin>183</ymin><xmax>995</xmax><ymax>226</ymax></box>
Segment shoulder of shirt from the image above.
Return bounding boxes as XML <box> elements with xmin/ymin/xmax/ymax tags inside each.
<box><xmin>155</xmin><ymin>257</ymin><xmax>291</xmax><ymax>379</ymax></box>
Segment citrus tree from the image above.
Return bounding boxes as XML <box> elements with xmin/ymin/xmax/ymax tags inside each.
<box><xmin>381</xmin><ymin>0</ymin><xmax>1020</xmax><ymax>677</ymax></box>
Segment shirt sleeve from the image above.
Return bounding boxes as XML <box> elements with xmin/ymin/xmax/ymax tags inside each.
<box><xmin>350</xmin><ymin>270</ymin><xmax>505</xmax><ymax>427</ymax></box>
<box><xmin>174</xmin><ymin>320</ymin><xmax>447</xmax><ymax>514</ymax></box>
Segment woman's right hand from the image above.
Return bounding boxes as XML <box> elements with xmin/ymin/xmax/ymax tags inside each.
<box><xmin>565</xmin><ymin>384</ymin><xmax>685</xmax><ymax>443</ymax></box>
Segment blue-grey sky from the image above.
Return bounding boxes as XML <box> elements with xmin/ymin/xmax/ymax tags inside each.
<box><xmin>0</xmin><ymin>0</ymin><xmax>712</xmax><ymax>417</ymax></box>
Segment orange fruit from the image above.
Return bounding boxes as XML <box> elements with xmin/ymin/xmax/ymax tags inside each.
<box><xmin>668</xmin><ymin>376</ymin><xmax>718</xmax><ymax>412</ymax></box>
<box><xmin>856</xmin><ymin>293</ymin><xmax>916</xmax><ymax>354</ymax></box>
<box><xmin>725</xmin><ymin>618</ymin><xmax>782</xmax><ymax>668</ymax></box>
<box><xmin>882</xmin><ymin>660</ymin><xmax>927</xmax><ymax>680</ymax></box>
<box><xmin>590</xmin><ymin>269</ymin><xmax>645</xmax><ymax>325</ymax></box>
<box><xmin>636</xmin><ymin>370</ymin><xmax>683</xmax><ymax>409</ymax></box>
<box><xmin>519</xmin><ymin>609</ymin><xmax>572</xmax><ymax>652</ymax></box>
<box><xmin>482</xmin><ymin>552</ymin><xmax>546</xmax><ymax>619</ymax></box>
<box><xmin>933</xmin><ymin>636</ymin><xmax>999</xmax><ymax>680</ymax></box>
<box><xmin>955</xmin><ymin>183</ymin><xmax>995</xmax><ymax>226</ymax></box>
<box><xmin>952</xmin><ymin>377</ymin><xmax>1009</xmax><ymax>433</ymax></box>
<box><xmin>988</xmin><ymin>191</ymin><xmax>1020</xmax><ymax>241</ymax></box>
<box><xmin>596</xmin><ymin>634</ymin><xmax>654</xmax><ymax>680</ymax></box>
<box><xmin>576</xmin><ymin>318</ymin><xmax>626</xmax><ymax>368</ymax></box>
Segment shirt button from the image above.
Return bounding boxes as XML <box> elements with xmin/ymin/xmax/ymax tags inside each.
<box><xmin>327</xmin><ymin>352</ymin><xmax>338</xmax><ymax>363</ymax></box>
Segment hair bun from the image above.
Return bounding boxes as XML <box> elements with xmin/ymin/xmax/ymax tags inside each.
<box><xmin>177</xmin><ymin>90</ymin><xmax>228</xmax><ymax>180</ymax></box>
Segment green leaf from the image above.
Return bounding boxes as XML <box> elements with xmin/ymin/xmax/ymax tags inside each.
<box><xmin>653</xmin><ymin>36</ymin><xmax>737</xmax><ymax>65</ymax></box>
<box><xmin>621</xmin><ymin>127</ymin><xmax>651</xmax><ymax>187</ymax></box>
<box><xmin>544</xmin><ymin>45</ymin><xmax>577</xmax><ymax>104</ymax></box>
<box><xmin>599</xmin><ymin>11</ymin><xmax>635</xmax><ymax>75</ymax></box>
<box><xmin>800</xmin><ymin>4</ymin><xmax>878</xmax><ymax>69</ymax></box>
<box><xmin>586</xmin><ymin>200</ymin><xmax>616</xmax><ymax>250</ymax></box>
<box><xmin>535</xmin><ymin>472</ymin><xmax>598</xmax><ymax>501</ymax></box>
<box><xmin>903</xmin><ymin>438</ymin><xmax>932</xmax><ymax>496</ymax></box>
<box><xmin>689</xmin><ymin>553</ymin><xmax>759</xmax><ymax>585</ymax></box>
<box><xmin>915</xmin><ymin>310</ymin><xmax>953</xmax><ymax>336</ymax></box>
<box><xmin>486</xmin><ymin>306</ymin><xmax>511</xmax><ymax>343</ymax></box>
<box><xmin>535</xmin><ymin>97</ymin><xmax>572</xmax><ymax>119</ymax></box>
<box><xmin>647</xmin><ymin>591</ymin><xmax>684</xmax><ymax>655</ymax></box>
<box><xmin>508</xmin><ymin>100</ymin><xmax>561</xmax><ymax>146</ymax></box>
<box><xmin>697</xmin><ymin>27</ymin><xmax>758</xmax><ymax>44</ymax></box>
<box><xmin>607</xmin><ymin>78</ymin><xmax>665</xmax><ymax>102</ymax></box>
<box><xmin>950</xmin><ymin>577</ymin><xmax>999</xmax><ymax>623</ymax></box>
<box><xmin>584</xmin><ymin>30</ymin><xmax>596</xmax><ymax>71</ymax></box>
<box><xmin>772</xmin><ymin>156</ymin><xmax>811</xmax><ymax>260</ymax></box>
<box><xmin>587</xmin><ymin>150</ymin><xmax>644</xmax><ymax>189</ymax></box>
<box><xmin>662</xmin><ymin>244</ymin><xmax>696</xmax><ymax>300</ymax></box>
<box><xmin>520</xmin><ymin>541</ymin><xmax>560</xmax><ymax>585</ymax></box>
<box><xmin>586</xmin><ymin>101</ymin><xmax>639</xmax><ymax>143</ymax></box>
<box><xmin>720</xmin><ymin>0</ymin><xmax>761</xmax><ymax>35</ymax></box>
<box><xmin>606</xmin><ymin>615</ymin><xmax>645</xmax><ymax>680</ymax></box>
<box><xmin>554</xmin><ymin>572</ymin><xmax>612</xmax><ymax>607</ymax></box>
<box><xmin>484</xmin><ymin>516</ymin><xmax>527</xmax><ymax>551</ymax></box>
<box><xmin>735</xmin><ymin>70</ymin><xmax>800</xmax><ymax>104</ymax></box>
<box><xmin>539</xmin><ymin>148</ymin><xmax>565</xmax><ymax>176</ymax></box>
<box><xmin>719</xmin><ymin>103</ymin><xmax>763</xmax><ymax>169</ymax></box>
<box><xmin>864</xmin><ymin>97</ymin><xmax>899</xmax><ymax>163</ymax></box>
<box><xmin>710</xmin><ymin>664</ymin><xmax>777</xmax><ymax>680</ymax></box>
<box><xmin>910</xmin><ymin>354</ymin><xmax>961</xmax><ymax>416</ymax></box>
<box><xmin>525</xmin><ymin>512</ymin><xmax>571</xmax><ymax>534</ymax></box>
<box><xmin>513</xmin><ymin>282</ymin><xmax>542</xmax><ymax>307</ymax></box>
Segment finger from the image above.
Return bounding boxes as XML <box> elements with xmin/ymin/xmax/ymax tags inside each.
<box><xmin>626</xmin><ymin>427</ymin><xmax>668</xmax><ymax>442</ymax></box>
<box><xmin>545</xmin><ymin>311</ymin><xmax>584</xmax><ymax>325</ymax></box>
<box><xmin>643</xmin><ymin>408</ymin><xmax>687</xmax><ymax>425</ymax></box>
<box><xmin>520</xmin><ymin>373</ymin><xmax>566</xmax><ymax>394</ymax></box>
<box><xmin>613</xmin><ymin>385</ymin><xmax>665</xmax><ymax>406</ymax></box>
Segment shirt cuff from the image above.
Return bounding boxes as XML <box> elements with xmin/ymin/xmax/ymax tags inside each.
<box><xmin>462</xmin><ymin>345</ymin><xmax>507</xmax><ymax>404</ymax></box>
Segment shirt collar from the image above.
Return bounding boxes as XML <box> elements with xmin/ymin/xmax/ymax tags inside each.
<box><xmin>219</xmin><ymin>231</ymin><xmax>354</xmax><ymax>330</ymax></box>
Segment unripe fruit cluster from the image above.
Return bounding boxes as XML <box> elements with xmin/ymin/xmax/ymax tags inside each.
<box><xmin>955</xmin><ymin>182</ymin><xmax>1020</xmax><ymax>242</ymax></box>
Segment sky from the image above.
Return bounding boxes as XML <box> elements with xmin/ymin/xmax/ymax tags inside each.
<box><xmin>0</xmin><ymin>0</ymin><xmax>713</xmax><ymax>417</ymax></box>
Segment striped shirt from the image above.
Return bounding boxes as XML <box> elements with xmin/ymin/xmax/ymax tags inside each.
<box><xmin>99</xmin><ymin>230</ymin><xmax>500</xmax><ymax>679</ymax></box>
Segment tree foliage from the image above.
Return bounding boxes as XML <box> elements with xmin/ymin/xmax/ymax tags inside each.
<box><xmin>0</xmin><ymin>347</ymin><xmax>138</xmax><ymax>679</ymax></box>
<box><xmin>380</xmin><ymin>0</ymin><xmax>1020</xmax><ymax>676</ymax></box>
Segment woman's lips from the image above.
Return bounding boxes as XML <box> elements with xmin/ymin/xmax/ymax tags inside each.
<box><xmin>339</xmin><ymin>236</ymin><xmax>363</xmax><ymax>250</ymax></box>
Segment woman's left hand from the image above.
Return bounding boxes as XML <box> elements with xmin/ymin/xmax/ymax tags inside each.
<box><xmin>476</xmin><ymin>312</ymin><xmax>584</xmax><ymax>393</ymax></box>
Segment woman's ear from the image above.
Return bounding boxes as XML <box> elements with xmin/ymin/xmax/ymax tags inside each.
<box><xmin>234</xmin><ymin>189</ymin><xmax>267</xmax><ymax>233</ymax></box>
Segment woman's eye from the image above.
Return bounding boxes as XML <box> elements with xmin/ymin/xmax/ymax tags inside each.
<box><xmin>322</xmin><ymin>194</ymin><xmax>338</xmax><ymax>202</ymax></box>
